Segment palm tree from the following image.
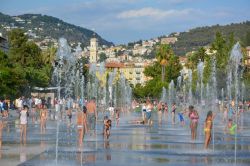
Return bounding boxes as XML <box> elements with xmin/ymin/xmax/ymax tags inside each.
<box><xmin>156</xmin><ymin>44</ymin><xmax>173</xmax><ymax>82</ymax></box>
<box><xmin>42</xmin><ymin>47</ymin><xmax>56</xmax><ymax>64</ymax></box>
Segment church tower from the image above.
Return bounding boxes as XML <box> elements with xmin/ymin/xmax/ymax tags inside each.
<box><xmin>89</xmin><ymin>33</ymin><xmax>98</xmax><ymax>63</ymax></box>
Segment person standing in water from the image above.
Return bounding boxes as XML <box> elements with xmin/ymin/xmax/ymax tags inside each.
<box><xmin>146</xmin><ymin>100</ymin><xmax>153</xmax><ymax>126</ymax></box>
<box><xmin>171</xmin><ymin>103</ymin><xmax>176</xmax><ymax>125</ymax></box>
<box><xmin>141</xmin><ymin>101</ymin><xmax>147</xmax><ymax>122</ymax></box>
<box><xmin>86</xmin><ymin>98</ymin><xmax>97</xmax><ymax>135</ymax></box>
<box><xmin>157</xmin><ymin>102</ymin><xmax>164</xmax><ymax>125</ymax></box>
<box><xmin>225</xmin><ymin>119</ymin><xmax>237</xmax><ymax>135</ymax></box>
<box><xmin>115</xmin><ymin>108</ymin><xmax>120</xmax><ymax>127</ymax></box>
<box><xmin>40</xmin><ymin>105</ymin><xmax>48</xmax><ymax>134</ymax></box>
<box><xmin>204</xmin><ymin>111</ymin><xmax>216</xmax><ymax>149</ymax></box>
<box><xmin>189</xmin><ymin>106</ymin><xmax>199</xmax><ymax>140</ymax></box>
<box><xmin>20</xmin><ymin>105</ymin><xmax>28</xmax><ymax>144</ymax></box>
<box><xmin>77</xmin><ymin>106</ymin><xmax>88</xmax><ymax>147</ymax></box>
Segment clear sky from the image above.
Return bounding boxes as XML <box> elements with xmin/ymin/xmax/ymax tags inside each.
<box><xmin>1</xmin><ymin>0</ymin><xmax>250</xmax><ymax>44</ymax></box>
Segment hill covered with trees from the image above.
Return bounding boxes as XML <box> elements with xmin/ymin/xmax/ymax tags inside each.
<box><xmin>0</xmin><ymin>12</ymin><xmax>113</xmax><ymax>47</ymax></box>
<box><xmin>171</xmin><ymin>21</ymin><xmax>250</xmax><ymax>55</ymax></box>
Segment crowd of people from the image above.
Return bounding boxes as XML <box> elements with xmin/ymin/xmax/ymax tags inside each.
<box><xmin>0</xmin><ymin>95</ymin><xmax>249</xmax><ymax>151</ymax></box>
<box><xmin>131</xmin><ymin>98</ymin><xmax>250</xmax><ymax>149</ymax></box>
<box><xmin>0</xmin><ymin>96</ymin><xmax>109</xmax><ymax>149</ymax></box>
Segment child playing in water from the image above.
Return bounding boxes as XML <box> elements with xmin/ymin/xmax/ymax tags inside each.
<box><xmin>204</xmin><ymin>111</ymin><xmax>215</xmax><ymax>149</ymax></box>
<box><xmin>178</xmin><ymin>108</ymin><xmax>188</xmax><ymax>126</ymax></box>
<box><xmin>103</xmin><ymin>116</ymin><xmax>112</xmax><ymax>139</ymax></box>
<box><xmin>225</xmin><ymin>119</ymin><xmax>237</xmax><ymax>135</ymax></box>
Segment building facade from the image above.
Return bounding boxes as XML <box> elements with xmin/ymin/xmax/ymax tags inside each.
<box><xmin>89</xmin><ymin>36</ymin><xmax>98</xmax><ymax>63</ymax></box>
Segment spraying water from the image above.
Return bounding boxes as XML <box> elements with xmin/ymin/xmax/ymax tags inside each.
<box><xmin>228</xmin><ymin>42</ymin><xmax>243</xmax><ymax>165</ymax></box>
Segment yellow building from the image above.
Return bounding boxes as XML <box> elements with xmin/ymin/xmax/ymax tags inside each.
<box><xmin>89</xmin><ymin>35</ymin><xmax>98</xmax><ymax>63</ymax></box>
<box><xmin>104</xmin><ymin>62</ymin><xmax>151</xmax><ymax>86</ymax></box>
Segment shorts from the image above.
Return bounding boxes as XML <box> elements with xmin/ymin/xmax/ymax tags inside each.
<box><xmin>88</xmin><ymin>113</ymin><xmax>96</xmax><ymax>130</ymax></box>
<box><xmin>146</xmin><ymin>112</ymin><xmax>151</xmax><ymax>119</ymax></box>
<box><xmin>178</xmin><ymin>113</ymin><xmax>184</xmax><ymax>121</ymax></box>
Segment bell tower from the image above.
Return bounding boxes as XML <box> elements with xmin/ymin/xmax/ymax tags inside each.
<box><xmin>89</xmin><ymin>33</ymin><xmax>98</xmax><ymax>63</ymax></box>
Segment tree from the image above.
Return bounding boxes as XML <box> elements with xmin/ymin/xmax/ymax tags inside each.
<box><xmin>243</xmin><ymin>31</ymin><xmax>250</xmax><ymax>46</ymax></box>
<box><xmin>165</xmin><ymin>54</ymin><xmax>182</xmax><ymax>83</ymax></box>
<box><xmin>0</xmin><ymin>50</ymin><xmax>26</xmax><ymax>98</ymax></box>
<box><xmin>133</xmin><ymin>45</ymin><xmax>182</xmax><ymax>99</ymax></box>
<box><xmin>4</xmin><ymin>28</ymin><xmax>52</xmax><ymax>97</ymax></box>
<box><xmin>98</xmin><ymin>52</ymin><xmax>107</xmax><ymax>62</ymax></box>
<box><xmin>211</xmin><ymin>32</ymin><xmax>236</xmax><ymax>91</ymax></box>
<box><xmin>156</xmin><ymin>44</ymin><xmax>173</xmax><ymax>82</ymax></box>
<box><xmin>186</xmin><ymin>47</ymin><xmax>207</xmax><ymax>70</ymax></box>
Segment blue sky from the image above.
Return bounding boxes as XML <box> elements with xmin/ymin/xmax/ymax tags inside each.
<box><xmin>1</xmin><ymin>0</ymin><xmax>250</xmax><ymax>44</ymax></box>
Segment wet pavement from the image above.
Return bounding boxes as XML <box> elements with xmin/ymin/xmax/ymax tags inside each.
<box><xmin>1</xmin><ymin>109</ymin><xmax>250</xmax><ymax>166</ymax></box>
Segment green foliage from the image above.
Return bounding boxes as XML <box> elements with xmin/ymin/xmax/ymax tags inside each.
<box><xmin>156</xmin><ymin>44</ymin><xmax>173</xmax><ymax>64</ymax></box>
<box><xmin>0</xmin><ymin>29</ymin><xmax>54</xmax><ymax>98</ymax></box>
<box><xmin>144</xmin><ymin>62</ymin><xmax>161</xmax><ymax>78</ymax></box>
<box><xmin>133</xmin><ymin>45</ymin><xmax>182</xmax><ymax>98</ymax></box>
<box><xmin>0</xmin><ymin>12</ymin><xmax>113</xmax><ymax>47</ymax></box>
<box><xmin>243</xmin><ymin>31</ymin><xmax>250</xmax><ymax>46</ymax></box>
<box><xmin>172</xmin><ymin>21</ymin><xmax>250</xmax><ymax>55</ymax></box>
<box><xmin>98</xmin><ymin>52</ymin><xmax>107</xmax><ymax>62</ymax></box>
<box><xmin>165</xmin><ymin>54</ymin><xmax>182</xmax><ymax>83</ymax></box>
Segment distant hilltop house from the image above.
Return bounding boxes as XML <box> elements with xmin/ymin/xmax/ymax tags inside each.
<box><xmin>161</xmin><ymin>37</ymin><xmax>178</xmax><ymax>45</ymax></box>
<box><xmin>0</xmin><ymin>33</ymin><xmax>9</xmax><ymax>53</ymax></box>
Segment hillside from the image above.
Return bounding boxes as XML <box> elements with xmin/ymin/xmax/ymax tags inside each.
<box><xmin>171</xmin><ymin>21</ymin><xmax>250</xmax><ymax>55</ymax></box>
<box><xmin>0</xmin><ymin>12</ymin><xmax>113</xmax><ymax>48</ymax></box>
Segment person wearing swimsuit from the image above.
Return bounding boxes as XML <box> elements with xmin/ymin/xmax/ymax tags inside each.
<box><xmin>204</xmin><ymin>111</ymin><xmax>214</xmax><ymax>149</ymax></box>
<box><xmin>20</xmin><ymin>105</ymin><xmax>28</xmax><ymax>144</ymax></box>
<box><xmin>40</xmin><ymin>105</ymin><xmax>48</xmax><ymax>134</ymax></box>
<box><xmin>189</xmin><ymin>106</ymin><xmax>199</xmax><ymax>140</ymax></box>
<box><xmin>77</xmin><ymin>106</ymin><xmax>88</xmax><ymax>147</ymax></box>
<box><xmin>172</xmin><ymin>103</ymin><xmax>176</xmax><ymax>124</ymax></box>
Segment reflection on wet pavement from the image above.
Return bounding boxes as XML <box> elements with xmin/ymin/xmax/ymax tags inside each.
<box><xmin>0</xmin><ymin>111</ymin><xmax>250</xmax><ymax>166</ymax></box>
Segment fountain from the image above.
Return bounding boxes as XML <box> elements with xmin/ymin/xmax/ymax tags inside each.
<box><xmin>188</xmin><ymin>69</ymin><xmax>193</xmax><ymax>105</ymax></box>
<box><xmin>168</xmin><ymin>80</ymin><xmax>175</xmax><ymax>111</ymax></box>
<box><xmin>197</xmin><ymin>60</ymin><xmax>204</xmax><ymax>105</ymax></box>
<box><xmin>228</xmin><ymin>42</ymin><xmax>243</xmax><ymax>165</ymax></box>
<box><xmin>52</xmin><ymin>38</ymin><xmax>82</xmax><ymax>165</ymax></box>
<box><xmin>161</xmin><ymin>87</ymin><xmax>167</xmax><ymax>103</ymax></box>
<box><xmin>210</xmin><ymin>57</ymin><xmax>217</xmax><ymax>151</ymax></box>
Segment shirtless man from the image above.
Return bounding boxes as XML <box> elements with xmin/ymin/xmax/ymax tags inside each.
<box><xmin>86</xmin><ymin>98</ymin><xmax>97</xmax><ymax>134</ymax></box>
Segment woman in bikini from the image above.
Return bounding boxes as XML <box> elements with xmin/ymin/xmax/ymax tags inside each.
<box><xmin>189</xmin><ymin>106</ymin><xmax>199</xmax><ymax>140</ymax></box>
<box><xmin>40</xmin><ymin>105</ymin><xmax>48</xmax><ymax>134</ymax></box>
<box><xmin>204</xmin><ymin>111</ymin><xmax>215</xmax><ymax>149</ymax></box>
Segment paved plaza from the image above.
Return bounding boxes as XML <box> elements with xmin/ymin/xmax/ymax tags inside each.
<box><xmin>0</xmin><ymin>110</ymin><xmax>250</xmax><ymax>166</ymax></box>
